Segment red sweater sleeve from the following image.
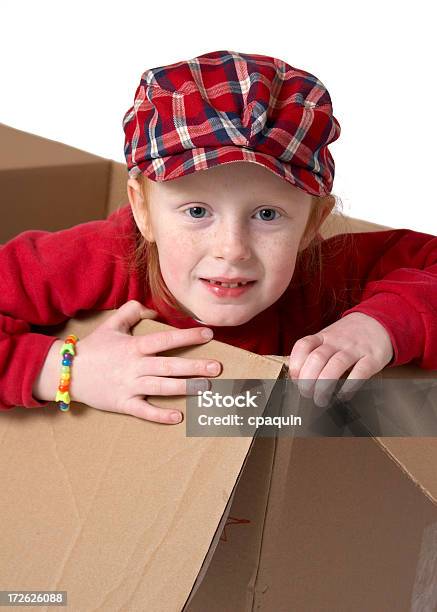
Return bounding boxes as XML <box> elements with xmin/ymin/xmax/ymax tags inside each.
<box><xmin>0</xmin><ymin>205</ymin><xmax>135</xmax><ymax>410</ymax></box>
<box><xmin>337</xmin><ymin>228</ymin><xmax>437</xmax><ymax>369</ymax></box>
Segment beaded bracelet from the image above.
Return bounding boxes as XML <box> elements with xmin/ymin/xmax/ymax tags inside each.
<box><xmin>55</xmin><ymin>334</ymin><xmax>79</xmax><ymax>411</ymax></box>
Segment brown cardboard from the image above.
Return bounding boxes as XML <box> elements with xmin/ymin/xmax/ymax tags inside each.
<box><xmin>0</xmin><ymin>123</ymin><xmax>127</xmax><ymax>242</ymax></box>
<box><xmin>0</xmin><ymin>312</ymin><xmax>284</xmax><ymax>611</ymax></box>
<box><xmin>2</xmin><ymin>125</ymin><xmax>437</xmax><ymax>611</ymax></box>
<box><xmin>186</xmin><ymin>362</ymin><xmax>437</xmax><ymax>611</ymax></box>
<box><xmin>2</xmin><ymin>312</ymin><xmax>437</xmax><ymax>611</ymax></box>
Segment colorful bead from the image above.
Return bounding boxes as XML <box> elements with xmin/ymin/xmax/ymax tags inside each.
<box><xmin>60</xmin><ymin>343</ymin><xmax>76</xmax><ymax>357</ymax></box>
<box><xmin>56</xmin><ymin>335</ymin><xmax>79</xmax><ymax>411</ymax></box>
<box><xmin>56</xmin><ymin>390</ymin><xmax>70</xmax><ymax>403</ymax></box>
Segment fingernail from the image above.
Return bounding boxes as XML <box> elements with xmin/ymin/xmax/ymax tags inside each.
<box><xmin>299</xmin><ymin>383</ymin><xmax>312</xmax><ymax>396</ymax></box>
<box><xmin>207</xmin><ymin>362</ymin><xmax>220</xmax><ymax>374</ymax></box>
<box><xmin>171</xmin><ymin>412</ymin><xmax>182</xmax><ymax>423</ymax></box>
<box><xmin>202</xmin><ymin>328</ymin><xmax>213</xmax><ymax>340</ymax></box>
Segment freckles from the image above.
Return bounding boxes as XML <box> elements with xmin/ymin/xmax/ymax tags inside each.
<box><xmin>262</xmin><ymin>234</ymin><xmax>295</xmax><ymax>257</ymax></box>
<box><xmin>159</xmin><ymin>231</ymin><xmax>195</xmax><ymax>283</ymax></box>
<box><xmin>264</xmin><ymin>237</ymin><xmax>298</xmax><ymax>276</ymax></box>
<box><xmin>160</xmin><ymin>227</ymin><xmax>190</xmax><ymax>254</ymax></box>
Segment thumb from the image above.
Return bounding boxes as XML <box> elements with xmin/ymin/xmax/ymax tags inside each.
<box><xmin>103</xmin><ymin>300</ymin><xmax>157</xmax><ymax>333</ymax></box>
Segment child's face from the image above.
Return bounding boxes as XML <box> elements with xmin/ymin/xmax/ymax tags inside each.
<box><xmin>128</xmin><ymin>162</ymin><xmax>316</xmax><ymax>326</ymax></box>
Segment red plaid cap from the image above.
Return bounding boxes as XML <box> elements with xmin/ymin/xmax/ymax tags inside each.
<box><xmin>122</xmin><ymin>50</ymin><xmax>341</xmax><ymax>197</ymax></box>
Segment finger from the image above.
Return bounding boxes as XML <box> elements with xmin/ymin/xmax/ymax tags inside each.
<box><xmin>289</xmin><ymin>334</ymin><xmax>324</xmax><ymax>381</ymax></box>
<box><xmin>312</xmin><ymin>351</ymin><xmax>359</xmax><ymax>407</ymax></box>
<box><xmin>295</xmin><ymin>342</ymin><xmax>336</xmax><ymax>398</ymax></box>
<box><xmin>336</xmin><ymin>357</ymin><xmax>377</xmax><ymax>400</ymax></box>
<box><xmin>139</xmin><ymin>356</ymin><xmax>222</xmax><ymax>378</ymax></box>
<box><xmin>124</xmin><ymin>397</ymin><xmax>185</xmax><ymax>424</ymax></box>
<box><xmin>136</xmin><ymin>326</ymin><xmax>214</xmax><ymax>355</ymax></box>
<box><xmin>101</xmin><ymin>300</ymin><xmax>157</xmax><ymax>334</ymax></box>
<box><xmin>133</xmin><ymin>376</ymin><xmax>211</xmax><ymax>396</ymax></box>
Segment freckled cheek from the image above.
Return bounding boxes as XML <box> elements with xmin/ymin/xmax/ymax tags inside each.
<box><xmin>157</xmin><ymin>231</ymin><xmax>198</xmax><ymax>286</ymax></box>
<box><xmin>261</xmin><ymin>239</ymin><xmax>297</xmax><ymax>273</ymax></box>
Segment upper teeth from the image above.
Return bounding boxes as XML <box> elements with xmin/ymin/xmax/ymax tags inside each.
<box><xmin>208</xmin><ymin>280</ymin><xmax>249</xmax><ymax>288</ymax></box>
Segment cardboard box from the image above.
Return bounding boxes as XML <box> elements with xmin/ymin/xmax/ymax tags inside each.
<box><xmin>1</xmin><ymin>312</ymin><xmax>437</xmax><ymax>611</ymax></box>
<box><xmin>0</xmin><ymin>123</ymin><xmax>127</xmax><ymax>242</ymax></box>
<box><xmin>2</xmin><ymin>124</ymin><xmax>437</xmax><ymax>611</ymax></box>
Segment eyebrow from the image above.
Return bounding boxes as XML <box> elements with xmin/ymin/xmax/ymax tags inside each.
<box><xmin>166</xmin><ymin>194</ymin><xmax>294</xmax><ymax>206</ymax></box>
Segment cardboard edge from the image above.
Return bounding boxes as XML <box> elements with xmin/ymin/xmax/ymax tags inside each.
<box><xmin>247</xmin><ymin>434</ymin><xmax>279</xmax><ymax>611</ymax></box>
<box><xmin>182</xmin><ymin>437</ymin><xmax>258</xmax><ymax>611</ymax></box>
<box><xmin>131</xmin><ymin>319</ymin><xmax>286</xmax><ymax>380</ymax></box>
<box><xmin>183</xmin><ymin>364</ymin><xmax>289</xmax><ymax>610</ymax></box>
<box><xmin>265</xmin><ymin>355</ymin><xmax>437</xmax><ymax>508</ymax></box>
<box><xmin>0</xmin><ymin>121</ymin><xmax>110</xmax><ymax>163</ymax></box>
<box><xmin>371</xmin><ymin>437</ymin><xmax>437</xmax><ymax>507</ymax></box>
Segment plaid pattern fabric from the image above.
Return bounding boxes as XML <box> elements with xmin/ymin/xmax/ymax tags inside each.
<box><xmin>123</xmin><ymin>50</ymin><xmax>341</xmax><ymax>196</ymax></box>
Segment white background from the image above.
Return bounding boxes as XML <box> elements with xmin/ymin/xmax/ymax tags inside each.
<box><xmin>1</xmin><ymin>0</ymin><xmax>436</xmax><ymax>233</ymax></box>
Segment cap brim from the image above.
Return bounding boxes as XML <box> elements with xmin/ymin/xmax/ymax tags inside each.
<box><xmin>129</xmin><ymin>145</ymin><xmax>331</xmax><ymax>197</ymax></box>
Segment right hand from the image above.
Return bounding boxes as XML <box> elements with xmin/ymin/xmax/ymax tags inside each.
<box><xmin>69</xmin><ymin>300</ymin><xmax>221</xmax><ymax>424</ymax></box>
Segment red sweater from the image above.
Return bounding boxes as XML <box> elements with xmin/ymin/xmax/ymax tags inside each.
<box><xmin>1</xmin><ymin>204</ymin><xmax>436</xmax><ymax>410</ymax></box>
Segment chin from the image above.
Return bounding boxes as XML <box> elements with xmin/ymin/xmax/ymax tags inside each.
<box><xmin>197</xmin><ymin>309</ymin><xmax>255</xmax><ymax>327</ymax></box>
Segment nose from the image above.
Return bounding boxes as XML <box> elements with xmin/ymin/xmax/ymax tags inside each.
<box><xmin>211</xmin><ymin>221</ymin><xmax>252</xmax><ymax>262</ymax></box>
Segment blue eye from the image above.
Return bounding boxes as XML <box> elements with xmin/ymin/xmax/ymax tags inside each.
<box><xmin>184</xmin><ymin>206</ymin><xmax>281</xmax><ymax>221</ymax></box>
<box><xmin>186</xmin><ymin>206</ymin><xmax>208</xmax><ymax>219</ymax></box>
<box><xmin>255</xmin><ymin>209</ymin><xmax>280</xmax><ymax>221</ymax></box>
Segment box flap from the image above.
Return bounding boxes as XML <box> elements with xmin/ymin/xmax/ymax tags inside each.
<box><xmin>0</xmin><ymin>123</ymin><xmax>113</xmax><ymax>241</ymax></box>
<box><xmin>0</xmin><ymin>311</ymin><xmax>283</xmax><ymax>611</ymax></box>
<box><xmin>267</xmin><ymin>355</ymin><xmax>437</xmax><ymax>506</ymax></box>
<box><xmin>0</xmin><ymin>122</ymin><xmax>106</xmax><ymax>170</ymax></box>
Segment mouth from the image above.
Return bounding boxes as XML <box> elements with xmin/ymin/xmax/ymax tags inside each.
<box><xmin>199</xmin><ymin>278</ymin><xmax>257</xmax><ymax>297</ymax></box>
<box><xmin>200</xmin><ymin>278</ymin><xmax>257</xmax><ymax>288</ymax></box>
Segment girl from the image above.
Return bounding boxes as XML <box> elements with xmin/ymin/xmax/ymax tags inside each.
<box><xmin>1</xmin><ymin>50</ymin><xmax>436</xmax><ymax>422</ymax></box>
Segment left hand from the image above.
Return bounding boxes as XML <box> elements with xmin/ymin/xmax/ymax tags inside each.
<box><xmin>288</xmin><ymin>312</ymin><xmax>394</xmax><ymax>407</ymax></box>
